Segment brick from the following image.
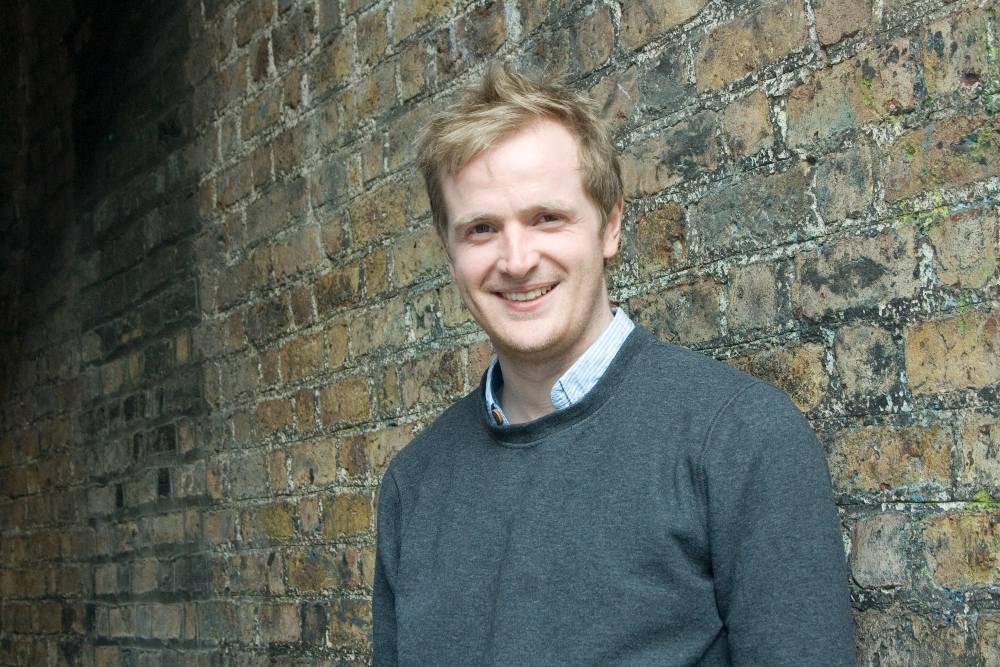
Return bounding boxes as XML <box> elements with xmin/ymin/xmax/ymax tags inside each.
<box><xmin>348</xmin><ymin>298</ymin><xmax>408</xmax><ymax>357</ymax></box>
<box><xmin>692</xmin><ymin>163</ymin><xmax>812</xmax><ymax>256</ymax></box>
<box><xmin>850</xmin><ymin>514</ymin><xmax>909</xmax><ymax>589</ymax></box>
<box><xmin>328</xmin><ymin>320</ymin><xmax>349</xmax><ymax>368</ymax></box>
<box><xmin>261</xmin><ymin>347</ymin><xmax>281</xmax><ymax>385</ymax></box>
<box><xmin>400</xmin><ymin>43</ymin><xmax>427</xmax><ymax>100</ymax></box>
<box><xmin>785</xmin><ymin>38</ymin><xmax>914</xmax><ymax>147</ymax></box>
<box><xmin>343</xmin><ymin>75</ymin><xmax>381</xmax><ymax>129</ymax></box>
<box><xmin>728</xmin><ymin>343</ymin><xmax>828</xmax><ymax>412</ymax></box>
<box><xmin>153</xmin><ymin>512</ymin><xmax>185</xmax><ymax>544</ymax></box>
<box><xmin>827</xmin><ymin>424</ymin><xmax>952</xmax><ymax>496</ymax></box>
<box><xmin>348</xmin><ymin>182</ymin><xmax>407</xmax><ymax>246</ymax></box>
<box><xmin>364</xmin><ymin>247</ymin><xmax>390</xmax><ymax>296</ymax></box>
<box><xmin>401</xmin><ymin>350</ymin><xmax>462</xmax><ymax>408</ymax></box>
<box><xmin>284</xmin><ymin>70</ymin><xmax>302</xmax><ymax>109</ymax></box>
<box><xmin>252</xmin><ymin>37</ymin><xmax>271</xmax><ymax>82</ymax></box>
<box><xmin>295</xmin><ymin>388</ymin><xmax>316</xmax><ymax>432</ymax></box>
<box><xmin>833</xmin><ymin>325</ymin><xmax>901</xmax><ymax>400</ymax></box>
<box><xmin>242</xmin><ymin>502</ymin><xmax>296</xmax><ymax>542</ymax></box>
<box><xmin>288</xmin><ymin>550</ymin><xmax>341</xmax><ymax>591</ymax></box>
<box><xmin>325</xmin><ymin>492</ymin><xmax>372</xmax><ymax>537</ymax></box>
<box><xmin>362</xmin><ymin>132</ymin><xmax>385</xmax><ymax>182</ymax></box>
<box><xmin>358</xmin><ymin>8</ymin><xmax>388</xmax><ymax>67</ymax></box>
<box><xmin>980</xmin><ymin>613</ymin><xmax>1000</xmax><ymax>664</ymax></box>
<box><xmin>959</xmin><ymin>411</ymin><xmax>1000</xmax><ymax>492</ymax></box>
<box><xmin>441</xmin><ymin>282</ymin><xmax>471</xmax><ymax>327</ymax></box>
<box><xmin>312</xmin><ymin>35</ymin><xmax>354</xmax><ymax>96</ymax></box>
<box><xmin>272</xmin><ymin>4</ymin><xmax>315</xmax><ymax>66</ymax></box>
<box><xmin>340</xmin><ymin>434</ymin><xmax>367</xmax><ymax>477</ymax></box>
<box><xmin>721</xmin><ymin>89</ymin><xmax>772</xmax><ymax>159</ymax></box>
<box><xmin>924</xmin><ymin>510</ymin><xmax>1000</xmax><ymax>589</ymax></box>
<box><xmin>411</xmin><ymin>289</ymin><xmax>438</xmax><ymax>340</ymax></box>
<box><xmin>393</xmin><ymin>227</ymin><xmax>447</xmax><ymax>287</ymax></box>
<box><xmin>576</xmin><ymin>6</ymin><xmax>613</xmax><ymax>73</ymax></box>
<box><xmin>230</xmin><ymin>450</ymin><xmax>270</xmax><ymax>499</ymax></box>
<box><xmin>621</xmin><ymin>111</ymin><xmax>719</xmax><ymax>196</ymax></box>
<box><xmin>320</xmin><ymin>376</ymin><xmax>370</xmax><ymax>426</ymax></box>
<box><xmin>791</xmin><ymin>227</ymin><xmax>919</xmax><ymax>318</ymax></box>
<box><xmin>905</xmin><ymin>310</ymin><xmax>1000</xmax><ymax>395</ymax></box>
<box><xmin>315</xmin><ymin>264</ymin><xmax>360</xmax><ymax>315</ymax></box>
<box><xmin>241</xmin><ymin>86</ymin><xmax>283</xmax><ymax>139</ymax></box>
<box><xmin>236</xmin><ymin>0</ymin><xmax>274</xmax><ymax>47</ymax></box>
<box><xmin>365</xmin><ymin>423</ymin><xmax>415</xmax><ymax>475</ymax></box>
<box><xmin>854</xmin><ymin>609</ymin><xmax>973</xmax><ymax>664</ymax></box>
<box><xmin>518</xmin><ymin>0</ymin><xmax>573</xmax><ymax>33</ymax></box>
<box><xmin>814</xmin><ymin>147</ymin><xmax>873</xmax><ymax>223</ymax></box>
<box><xmin>255</xmin><ymin>398</ymin><xmax>292</xmax><ymax>437</ymax></box>
<box><xmin>886</xmin><ymin>114</ymin><xmax>1000</xmax><ymax>201</ymax></box>
<box><xmin>246</xmin><ymin>296</ymin><xmax>293</xmax><ymax>345</ymax></box>
<box><xmin>279</xmin><ymin>332</ymin><xmax>325</xmax><ymax>383</ymax></box>
<box><xmin>394</xmin><ymin>0</ymin><xmax>449</xmax><ymax>44</ymax></box>
<box><xmin>329</xmin><ymin>597</ymin><xmax>371</xmax><ymax>648</ymax></box>
<box><xmin>151</xmin><ymin>604</ymin><xmax>183</xmax><ymax>639</ymax></box>
<box><xmin>814</xmin><ymin>0</ymin><xmax>871</xmax><ymax>46</ymax></box>
<box><xmin>629</xmin><ymin>278</ymin><xmax>720</xmax><ymax>346</ymax></box>
<box><xmin>292</xmin><ymin>285</ymin><xmax>315</xmax><ymax>325</ymax></box>
<box><xmin>921</xmin><ymin>10</ymin><xmax>992</xmax><ymax>98</ymax></box>
<box><xmin>927</xmin><ymin>209</ymin><xmax>998</xmax><ymax>289</ymax></box>
<box><xmin>246</xmin><ymin>177</ymin><xmax>308</xmax><ymax>245</ymax></box>
<box><xmin>260</xmin><ymin>603</ymin><xmax>301</xmax><ymax>643</ymax></box>
<box><xmin>590</xmin><ymin>66</ymin><xmax>639</xmax><ymax>131</ymax></box>
<box><xmin>274</xmin><ymin>121</ymin><xmax>319</xmax><ymax>177</ymax></box>
<box><xmin>289</xmin><ymin>440</ymin><xmax>337</xmax><ymax>487</ymax></box>
<box><xmin>133</xmin><ymin>559</ymin><xmax>159</xmax><ymax>594</ymax></box>
<box><xmin>695</xmin><ymin>0</ymin><xmax>808</xmax><ymax>92</ymax></box>
<box><xmin>725</xmin><ymin>263</ymin><xmax>778</xmax><ymax>332</ymax></box>
<box><xmin>620</xmin><ymin>0</ymin><xmax>708</xmax><ymax>51</ymax></box>
<box><xmin>216</xmin><ymin>161</ymin><xmax>253</xmax><ymax>209</ymax></box>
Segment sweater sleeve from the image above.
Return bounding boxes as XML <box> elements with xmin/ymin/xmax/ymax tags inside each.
<box><xmin>701</xmin><ymin>381</ymin><xmax>856</xmax><ymax>666</ymax></box>
<box><xmin>373</xmin><ymin>470</ymin><xmax>401</xmax><ymax>667</ymax></box>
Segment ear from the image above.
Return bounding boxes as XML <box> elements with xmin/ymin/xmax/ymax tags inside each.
<box><xmin>602</xmin><ymin>198</ymin><xmax>623</xmax><ymax>259</ymax></box>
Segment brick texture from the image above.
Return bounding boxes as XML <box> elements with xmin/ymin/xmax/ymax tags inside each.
<box><xmin>3</xmin><ymin>0</ymin><xmax>1000</xmax><ymax>662</ymax></box>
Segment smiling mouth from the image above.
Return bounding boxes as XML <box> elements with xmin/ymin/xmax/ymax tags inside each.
<box><xmin>501</xmin><ymin>285</ymin><xmax>554</xmax><ymax>302</ymax></box>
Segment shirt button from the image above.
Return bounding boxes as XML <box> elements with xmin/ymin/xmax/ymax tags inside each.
<box><xmin>491</xmin><ymin>408</ymin><xmax>503</xmax><ymax>425</ymax></box>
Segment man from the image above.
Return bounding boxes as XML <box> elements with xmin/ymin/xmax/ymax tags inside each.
<box><xmin>373</xmin><ymin>65</ymin><xmax>855</xmax><ymax>666</ymax></box>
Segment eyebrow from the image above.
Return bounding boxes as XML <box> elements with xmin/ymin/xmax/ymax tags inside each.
<box><xmin>450</xmin><ymin>202</ymin><xmax>576</xmax><ymax>229</ymax></box>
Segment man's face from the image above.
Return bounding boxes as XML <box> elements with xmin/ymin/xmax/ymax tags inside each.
<box><xmin>440</xmin><ymin>120</ymin><xmax>622</xmax><ymax>366</ymax></box>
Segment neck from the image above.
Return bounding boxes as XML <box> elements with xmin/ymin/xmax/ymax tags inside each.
<box><xmin>495</xmin><ymin>306</ymin><xmax>615</xmax><ymax>424</ymax></box>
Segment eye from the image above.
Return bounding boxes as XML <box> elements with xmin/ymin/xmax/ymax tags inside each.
<box><xmin>471</xmin><ymin>223</ymin><xmax>493</xmax><ymax>234</ymax></box>
<box><xmin>537</xmin><ymin>213</ymin><xmax>562</xmax><ymax>225</ymax></box>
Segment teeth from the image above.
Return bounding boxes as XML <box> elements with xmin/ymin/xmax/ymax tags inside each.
<box><xmin>502</xmin><ymin>286</ymin><xmax>553</xmax><ymax>302</ymax></box>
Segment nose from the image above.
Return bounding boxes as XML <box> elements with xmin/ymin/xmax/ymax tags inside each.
<box><xmin>497</xmin><ymin>225</ymin><xmax>539</xmax><ymax>278</ymax></box>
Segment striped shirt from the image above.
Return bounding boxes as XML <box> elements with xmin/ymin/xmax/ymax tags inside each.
<box><xmin>484</xmin><ymin>308</ymin><xmax>636</xmax><ymax>425</ymax></box>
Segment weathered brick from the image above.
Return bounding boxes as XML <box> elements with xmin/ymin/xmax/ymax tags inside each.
<box><xmin>348</xmin><ymin>298</ymin><xmax>408</xmax><ymax>357</ymax></box>
<box><xmin>242</xmin><ymin>502</ymin><xmax>296</xmax><ymax>542</ymax></box>
<box><xmin>576</xmin><ymin>6</ymin><xmax>613</xmax><ymax>73</ymax></box>
<box><xmin>401</xmin><ymin>350</ymin><xmax>462</xmax><ymax>408</ymax></box>
<box><xmin>365</xmin><ymin>423</ymin><xmax>415</xmax><ymax>475</ymax></box>
<box><xmin>850</xmin><ymin>514</ymin><xmax>909</xmax><ymax>589</ymax></box>
<box><xmin>216</xmin><ymin>161</ymin><xmax>253</xmax><ymax>209</ymax></box>
<box><xmin>255</xmin><ymin>398</ymin><xmax>293</xmax><ymax>437</ymax></box>
<box><xmin>833</xmin><ymin>325</ymin><xmax>902</xmax><ymax>400</ymax></box>
<box><xmin>621</xmin><ymin>111</ymin><xmax>720</xmax><ymax>196</ymax></box>
<box><xmin>348</xmin><ymin>182</ymin><xmax>407</xmax><ymax>246</ymax></box>
<box><xmin>230</xmin><ymin>450</ymin><xmax>270</xmax><ymax>499</ymax></box>
<box><xmin>400</xmin><ymin>43</ymin><xmax>427</xmax><ymax>100</ymax></box>
<box><xmin>854</xmin><ymin>609</ymin><xmax>974</xmax><ymax>664</ymax></box>
<box><xmin>315</xmin><ymin>264</ymin><xmax>360</xmax><ymax>315</ymax></box>
<box><xmin>827</xmin><ymin>424</ymin><xmax>952</xmax><ymax>496</ymax></box>
<box><xmin>927</xmin><ymin>209</ymin><xmax>998</xmax><ymax>290</ymax></box>
<box><xmin>325</xmin><ymin>492</ymin><xmax>372</xmax><ymax>537</ymax></box>
<box><xmin>885</xmin><ymin>114</ymin><xmax>1000</xmax><ymax>201</ymax></box>
<box><xmin>260</xmin><ymin>603</ymin><xmax>301</xmax><ymax>643</ymax></box>
<box><xmin>395</xmin><ymin>0</ymin><xmax>450</xmax><ymax>43</ymax></box>
<box><xmin>295</xmin><ymin>388</ymin><xmax>316</xmax><ymax>432</ymax></box>
<box><xmin>620</xmin><ymin>0</ymin><xmax>708</xmax><ymax>51</ymax></box>
<box><xmin>728</xmin><ymin>342</ymin><xmax>828</xmax><ymax>412</ymax></box>
<box><xmin>364</xmin><ymin>247</ymin><xmax>390</xmax><ymax>296</ymax></box>
<box><xmin>357</xmin><ymin>8</ymin><xmax>388</xmax><ymax>67</ymax></box>
<box><xmin>204</xmin><ymin>509</ymin><xmax>236</xmax><ymax>544</ymax></box>
<box><xmin>628</xmin><ymin>278</ymin><xmax>721</xmax><ymax>346</ymax></box>
<box><xmin>241</xmin><ymin>85</ymin><xmax>283</xmax><ymax>139</ymax></box>
<box><xmin>921</xmin><ymin>10</ymin><xmax>992</xmax><ymax>98</ymax></box>
<box><xmin>312</xmin><ymin>34</ymin><xmax>354</xmax><ymax>96</ymax></box>
<box><xmin>152</xmin><ymin>512</ymin><xmax>185</xmax><ymax>544</ymax></box>
<box><xmin>288</xmin><ymin>550</ymin><xmax>341</xmax><ymax>591</ymax></box>
<box><xmin>814</xmin><ymin>0</ymin><xmax>871</xmax><ymax>46</ymax></box>
<box><xmin>590</xmin><ymin>66</ymin><xmax>639</xmax><ymax>131</ymax></box>
<box><xmin>924</xmin><ymin>510</ymin><xmax>1000</xmax><ymax>589</ymax></box>
<box><xmin>721</xmin><ymin>89</ymin><xmax>772</xmax><ymax>159</ymax></box>
<box><xmin>279</xmin><ymin>332</ymin><xmax>326</xmax><ymax>383</ymax></box>
<box><xmin>328</xmin><ymin>319</ymin><xmax>349</xmax><ymax>368</ymax></box>
<box><xmin>340</xmin><ymin>434</ymin><xmax>367</xmax><ymax>477</ymax></box>
<box><xmin>725</xmin><ymin>263</ymin><xmax>778</xmax><ymax>332</ymax></box>
<box><xmin>289</xmin><ymin>440</ymin><xmax>337</xmax><ymax>488</ymax></box>
<box><xmin>320</xmin><ymin>376</ymin><xmax>370</xmax><ymax>426</ymax></box>
<box><xmin>958</xmin><ymin>411</ymin><xmax>1000</xmax><ymax>493</ymax></box>
<box><xmin>814</xmin><ymin>147</ymin><xmax>873</xmax><ymax>223</ymax></box>
<box><xmin>692</xmin><ymin>163</ymin><xmax>812</xmax><ymax>256</ymax></box>
<box><xmin>440</xmin><ymin>282</ymin><xmax>472</xmax><ymax>327</ymax></box>
<box><xmin>695</xmin><ymin>0</ymin><xmax>809</xmax><ymax>91</ymax></box>
<box><xmin>979</xmin><ymin>613</ymin><xmax>1000</xmax><ymax>664</ymax></box>
<box><xmin>393</xmin><ymin>227</ymin><xmax>447</xmax><ymax>287</ymax></box>
<box><xmin>246</xmin><ymin>177</ymin><xmax>309</xmax><ymax>246</ymax></box>
<box><xmin>272</xmin><ymin>4</ymin><xmax>315</xmax><ymax>66</ymax></box>
<box><xmin>791</xmin><ymin>227</ymin><xmax>919</xmax><ymax>318</ymax></box>
<box><xmin>236</xmin><ymin>0</ymin><xmax>274</xmax><ymax>47</ymax></box>
<box><xmin>905</xmin><ymin>310</ymin><xmax>1000</xmax><ymax>395</ymax></box>
<box><xmin>329</xmin><ymin>597</ymin><xmax>371</xmax><ymax>648</ymax></box>
<box><xmin>274</xmin><ymin>121</ymin><xmax>319</xmax><ymax>177</ymax></box>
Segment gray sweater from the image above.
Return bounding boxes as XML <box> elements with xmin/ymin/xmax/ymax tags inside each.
<box><xmin>373</xmin><ymin>326</ymin><xmax>856</xmax><ymax>666</ymax></box>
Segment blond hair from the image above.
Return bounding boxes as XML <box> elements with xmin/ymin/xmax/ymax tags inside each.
<box><xmin>417</xmin><ymin>63</ymin><xmax>623</xmax><ymax>243</ymax></box>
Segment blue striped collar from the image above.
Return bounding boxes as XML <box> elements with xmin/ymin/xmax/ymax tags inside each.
<box><xmin>484</xmin><ymin>308</ymin><xmax>636</xmax><ymax>425</ymax></box>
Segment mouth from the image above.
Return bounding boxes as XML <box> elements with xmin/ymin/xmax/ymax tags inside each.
<box><xmin>500</xmin><ymin>285</ymin><xmax>554</xmax><ymax>302</ymax></box>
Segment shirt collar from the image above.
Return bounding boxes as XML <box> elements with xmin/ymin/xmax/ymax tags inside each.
<box><xmin>484</xmin><ymin>308</ymin><xmax>635</xmax><ymax>425</ymax></box>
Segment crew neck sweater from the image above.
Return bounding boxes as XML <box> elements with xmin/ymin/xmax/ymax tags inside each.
<box><xmin>373</xmin><ymin>325</ymin><xmax>855</xmax><ymax>667</ymax></box>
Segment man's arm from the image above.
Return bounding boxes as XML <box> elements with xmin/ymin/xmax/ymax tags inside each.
<box><xmin>372</xmin><ymin>472</ymin><xmax>401</xmax><ymax>667</ymax></box>
<box><xmin>702</xmin><ymin>381</ymin><xmax>856</xmax><ymax>666</ymax></box>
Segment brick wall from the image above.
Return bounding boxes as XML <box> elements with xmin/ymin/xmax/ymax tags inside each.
<box><xmin>0</xmin><ymin>0</ymin><xmax>998</xmax><ymax>663</ymax></box>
